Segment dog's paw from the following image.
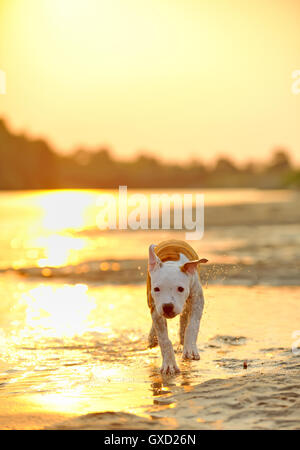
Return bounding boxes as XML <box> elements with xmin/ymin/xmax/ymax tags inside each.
<box><xmin>182</xmin><ymin>346</ymin><xmax>200</xmax><ymax>360</ymax></box>
<box><xmin>160</xmin><ymin>361</ymin><xmax>180</xmax><ymax>375</ymax></box>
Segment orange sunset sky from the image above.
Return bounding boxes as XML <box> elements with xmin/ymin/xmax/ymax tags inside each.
<box><xmin>0</xmin><ymin>0</ymin><xmax>300</xmax><ymax>163</ymax></box>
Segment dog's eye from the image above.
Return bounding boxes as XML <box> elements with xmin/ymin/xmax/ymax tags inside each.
<box><xmin>177</xmin><ymin>286</ymin><xmax>184</xmax><ymax>292</ymax></box>
<box><xmin>154</xmin><ymin>287</ymin><xmax>160</xmax><ymax>292</ymax></box>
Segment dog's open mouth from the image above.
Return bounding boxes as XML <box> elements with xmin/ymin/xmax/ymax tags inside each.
<box><xmin>163</xmin><ymin>312</ymin><xmax>177</xmax><ymax>319</ymax></box>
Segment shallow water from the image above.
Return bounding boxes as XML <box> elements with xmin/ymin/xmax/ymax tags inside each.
<box><xmin>0</xmin><ymin>188</ymin><xmax>298</xmax><ymax>269</ymax></box>
<box><xmin>0</xmin><ymin>275</ymin><xmax>299</xmax><ymax>418</ymax></box>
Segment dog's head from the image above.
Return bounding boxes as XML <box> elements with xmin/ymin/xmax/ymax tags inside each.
<box><xmin>148</xmin><ymin>244</ymin><xmax>207</xmax><ymax>319</ymax></box>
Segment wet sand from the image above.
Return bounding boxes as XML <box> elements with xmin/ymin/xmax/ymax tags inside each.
<box><xmin>46</xmin><ymin>355</ymin><xmax>300</xmax><ymax>430</ymax></box>
<box><xmin>2</xmin><ymin>353</ymin><xmax>299</xmax><ymax>430</ymax></box>
<box><xmin>4</xmin><ymin>256</ymin><xmax>300</xmax><ymax>286</ymax></box>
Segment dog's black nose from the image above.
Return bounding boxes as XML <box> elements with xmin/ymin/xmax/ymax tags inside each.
<box><xmin>162</xmin><ymin>303</ymin><xmax>174</xmax><ymax>315</ymax></box>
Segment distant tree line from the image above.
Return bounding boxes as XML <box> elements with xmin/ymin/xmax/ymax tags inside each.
<box><xmin>0</xmin><ymin>118</ymin><xmax>299</xmax><ymax>189</ymax></box>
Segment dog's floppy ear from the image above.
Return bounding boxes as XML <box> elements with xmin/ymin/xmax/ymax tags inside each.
<box><xmin>180</xmin><ymin>258</ymin><xmax>208</xmax><ymax>275</ymax></box>
<box><xmin>148</xmin><ymin>244</ymin><xmax>161</xmax><ymax>272</ymax></box>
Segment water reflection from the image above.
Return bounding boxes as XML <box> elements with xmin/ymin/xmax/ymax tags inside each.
<box><xmin>1</xmin><ymin>188</ymin><xmax>296</xmax><ymax>271</ymax></box>
<box><xmin>21</xmin><ymin>283</ymin><xmax>94</xmax><ymax>338</ymax></box>
<box><xmin>0</xmin><ymin>277</ymin><xmax>298</xmax><ymax>418</ymax></box>
<box><xmin>37</xmin><ymin>190</ymin><xmax>95</xmax><ymax>232</ymax></box>
<box><xmin>35</xmin><ymin>235</ymin><xmax>86</xmax><ymax>267</ymax></box>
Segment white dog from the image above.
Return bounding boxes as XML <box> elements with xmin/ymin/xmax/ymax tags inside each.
<box><xmin>147</xmin><ymin>239</ymin><xmax>208</xmax><ymax>375</ymax></box>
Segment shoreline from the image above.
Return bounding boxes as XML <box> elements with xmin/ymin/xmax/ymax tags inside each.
<box><xmin>1</xmin><ymin>259</ymin><xmax>299</xmax><ymax>286</ymax></box>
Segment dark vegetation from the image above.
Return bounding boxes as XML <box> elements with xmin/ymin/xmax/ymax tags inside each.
<box><xmin>0</xmin><ymin>118</ymin><xmax>299</xmax><ymax>189</ymax></box>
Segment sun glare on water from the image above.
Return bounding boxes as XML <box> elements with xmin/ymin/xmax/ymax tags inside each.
<box><xmin>21</xmin><ymin>283</ymin><xmax>95</xmax><ymax>339</ymax></box>
<box><xmin>27</xmin><ymin>190</ymin><xmax>100</xmax><ymax>267</ymax></box>
<box><xmin>36</xmin><ymin>235</ymin><xmax>85</xmax><ymax>267</ymax></box>
<box><xmin>37</xmin><ymin>190</ymin><xmax>93</xmax><ymax>232</ymax></box>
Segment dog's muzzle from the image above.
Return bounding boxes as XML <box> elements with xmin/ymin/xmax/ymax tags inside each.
<box><xmin>162</xmin><ymin>303</ymin><xmax>176</xmax><ymax>318</ymax></box>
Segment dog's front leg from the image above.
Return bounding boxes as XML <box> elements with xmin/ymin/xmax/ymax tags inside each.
<box><xmin>148</xmin><ymin>322</ymin><xmax>158</xmax><ymax>348</ymax></box>
<box><xmin>183</xmin><ymin>287</ymin><xmax>204</xmax><ymax>360</ymax></box>
<box><xmin>152</xmin><ymin>311</ymin><xmax>180</xmax><ymax>375</ymax></box>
